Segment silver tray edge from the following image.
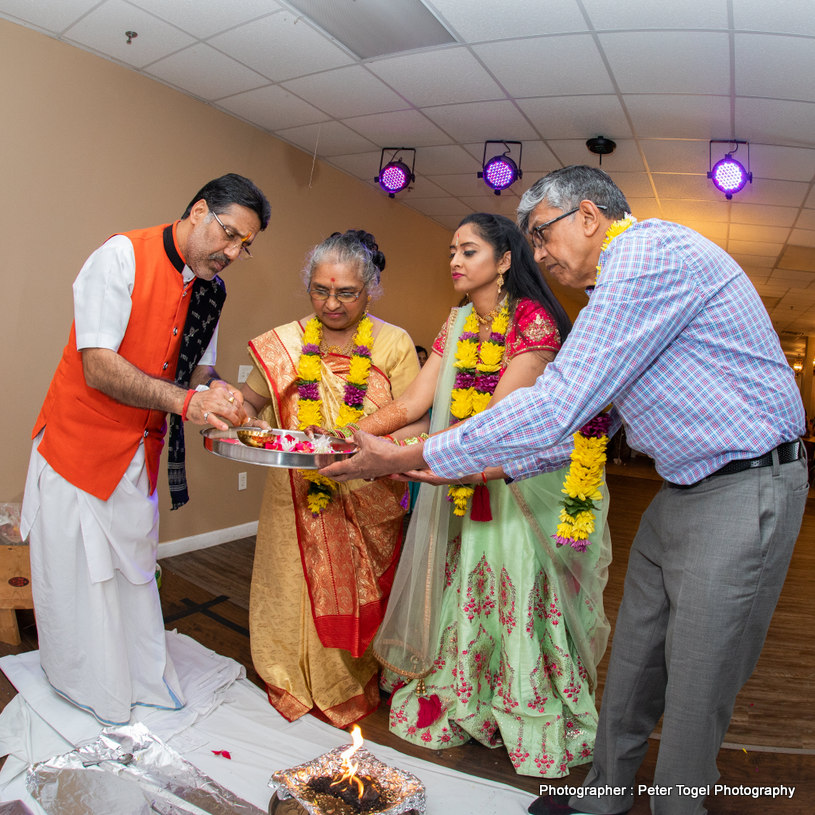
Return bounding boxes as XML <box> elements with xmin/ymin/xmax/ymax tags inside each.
<box><xmin>201</xmin><ymin>428</ymin><xmax>355</xmax><ymax>469</ymax></box>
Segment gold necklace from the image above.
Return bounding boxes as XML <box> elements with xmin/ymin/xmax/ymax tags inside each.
<box><xmin>320</xmin><ymin>338</ymin><xmax>354</xmax><ymax>355</ymax></box>
<box><xmin>474</xmin><ymin>305</ymin><xmax>501</xmax><ymax>326</ymax></box>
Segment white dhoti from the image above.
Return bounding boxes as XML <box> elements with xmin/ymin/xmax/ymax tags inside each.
<box><xmin>21</xmin><ymin>432</ymin><xmax>185</xmax><ymax>725</ymax></box>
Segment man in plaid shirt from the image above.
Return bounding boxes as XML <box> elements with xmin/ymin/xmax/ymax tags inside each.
<box><xmin>322</xmin><ymin>166</ymin><xmax>807</xmax><ymax>815</ymax></box>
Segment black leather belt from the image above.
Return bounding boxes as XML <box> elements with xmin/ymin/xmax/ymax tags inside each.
<box><xmin>670</xmin><ymin>440</ymin><xmax>803</xmax><ymax>488</ymax></box>
<box><xmin>713</xmin><ymin>439</ymin><xmax>803</xmax><ymax>476</ymax></box>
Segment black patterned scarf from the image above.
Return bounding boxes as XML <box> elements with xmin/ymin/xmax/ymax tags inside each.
<box><xmin>163</xmin><ymin>225</ymin><xmax>227</xmax><ymax>509</ymax></box>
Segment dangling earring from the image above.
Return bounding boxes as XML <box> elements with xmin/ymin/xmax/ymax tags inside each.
<box><xmin>496</xmin><ymin>270</ymin><xmax>505</xmax><ymax>293</ymax></box>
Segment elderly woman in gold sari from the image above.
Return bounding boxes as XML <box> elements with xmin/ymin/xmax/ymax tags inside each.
<box><xmin>239</xmin><ymin>229</ymin><xmax>424</xmax><ymax>727</ymax></box>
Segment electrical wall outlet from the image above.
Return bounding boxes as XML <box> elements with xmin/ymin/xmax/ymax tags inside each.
<box><xmin>238</xmin><ymin>472</ymin><xmax>247</xmax><ymax>491</ymax></box>
<box><xmin>238</xmin><ymin>365</ymin><xmax>253</xmax><ymax>383</ymax></box>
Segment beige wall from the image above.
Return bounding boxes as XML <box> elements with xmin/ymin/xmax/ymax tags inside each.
<box><xmin>1</xmin><ymin>19</ymin><xmax>456</xmax><ymax>541</ymax></box>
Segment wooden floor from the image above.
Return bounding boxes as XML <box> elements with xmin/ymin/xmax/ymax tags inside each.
<box><xmin>2</xmin><ymin>464</ymin><xmax>814</xmax><ymax>814</ymax></box>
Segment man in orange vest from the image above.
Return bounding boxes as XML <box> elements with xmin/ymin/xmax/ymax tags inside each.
<box><xmin>21</xmin><ymin>173</ymin><xmax>271</xmax><ymax>725</ymax></box>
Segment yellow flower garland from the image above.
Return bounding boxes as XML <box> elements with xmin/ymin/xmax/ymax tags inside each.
<box><xmin>555</xmin><ymin>213</ymin><xmax>636</xmax><ymax>551</ymax></box>
<box><xmin>296</xmin><ymin>315</ymin><xmax>374</xmax><ymax>515</ymax></box>
<box><xmin>447</xmin><ymin>303</ymin><xmax>510</xmax><ymax>515</ymax></box>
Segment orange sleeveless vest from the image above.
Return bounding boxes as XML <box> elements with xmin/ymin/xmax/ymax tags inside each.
<box><xmin>33</xmin><ymin>222</ymin><xmax>193</xmax><ymax>500</ymax></box>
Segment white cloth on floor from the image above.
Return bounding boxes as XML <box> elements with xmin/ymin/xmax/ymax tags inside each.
<box><xmin>0</xmin><ymin>635</ymin><xmax>532</xmax><ymax>814</ymax></box>
<box><xmin>0</xmin><ymin>631</ymin><xmax>242</xmax><ymax>752</ymax></box>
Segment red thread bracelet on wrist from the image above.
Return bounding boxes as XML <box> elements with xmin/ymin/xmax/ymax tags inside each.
<box><xmin>181</xmin><ymin>389</ymin><xmax>195</xmax><ymax>421</ymax></box>
<box><xmin>480</xmin><ymin>471</ymin><xmax>488</xmax><ymax>484</ymax></box>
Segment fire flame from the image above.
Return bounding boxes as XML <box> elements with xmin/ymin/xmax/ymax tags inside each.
<box><xmin>332</xmin><ymin>725</ymin><xmax>365</xmax><ymax>796</ymax></box>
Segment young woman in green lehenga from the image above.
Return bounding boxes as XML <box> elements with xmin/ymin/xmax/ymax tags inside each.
<box><xmin>357</xmin><ymin>213</ymin><xmax>612</xmax><ymax>777</ymax></box>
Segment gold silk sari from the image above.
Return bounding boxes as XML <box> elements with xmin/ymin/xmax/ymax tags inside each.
<box><xmin>246</xmin><ymin>317</ymin><xmax>419</xmax><ymax>727</ymax></box>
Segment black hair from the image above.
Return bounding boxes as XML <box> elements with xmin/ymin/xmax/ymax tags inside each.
<box><xmin>181</xmin><ymin>173</ymin><xmax>271</xmax><ymax>230</ymax></box>
<box><xmin>457</xmin><ymin>212</ymin><xmax>572</xmax><ymax>342</ymax></box>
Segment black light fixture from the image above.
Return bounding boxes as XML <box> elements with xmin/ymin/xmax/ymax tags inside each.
<box><xmin>708</xmin><ymin>140</ymin><xmax>752</xmax><ymax>199</ymax></box>
<box><xmin>478</xmin><ymin>141</ymin><xmax>523</xmax><ymax>195</ymax></box>
<box><xmin>375</xmin><ymin>148</ymin><xmax>415</xmax><ymax>198</ymax></box>
<box><xmin>586</xmin><ymin>136</ymin><xmax>616</xmax><ymax>165</ymax></box>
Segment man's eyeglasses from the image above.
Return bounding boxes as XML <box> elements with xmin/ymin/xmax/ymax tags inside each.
<box><xmin>530</xmin><ymin>204</ymin><xmax>607</xmax><ymax>249</ymax></box>
<box><xmin>308</xmin><ymin>286</ymin><xmax>364</xmax><ymax>303</ymax></box>
<box><xmin>211</xmin><ymin>210</ymin><xmax>253</xmax><ymax>259</ymax></box>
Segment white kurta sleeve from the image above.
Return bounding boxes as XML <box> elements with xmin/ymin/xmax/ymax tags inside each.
<box><xmin>72</xmin><ymin>235</ymin><xmax>136</xmax><ymax>352</ymax></box>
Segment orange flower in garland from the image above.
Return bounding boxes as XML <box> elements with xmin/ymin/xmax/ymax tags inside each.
<box><xmin>553</xmin><ymin>414</ymin><xmax>610</xmax><ymax>552</ymax></box>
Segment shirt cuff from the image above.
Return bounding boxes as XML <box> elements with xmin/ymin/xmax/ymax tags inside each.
<box><xmin>423</xmin><ymin>428</ymin><xmax>483</xmax><ymax>479</ymax></box>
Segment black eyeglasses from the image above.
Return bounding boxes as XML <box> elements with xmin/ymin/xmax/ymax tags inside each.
<box><xmin>211</xmin><ymin>210</ymin><xmax>253</xmax><ymax>259</ymax></box>
<box><xmin>530</xmin><ymin>205</ymin><xmax>607</xmax><ymax>249</ymax></box>
<box><xmin>308</xmin><ymin>286</ymin><xmax>364</xmax><ymax>303</ymax></box>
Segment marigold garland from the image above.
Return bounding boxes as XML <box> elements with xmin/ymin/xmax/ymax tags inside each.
<box><xmin>553</xmin><ymin>214</ymin><xmax>635</xmax><ymax>551</ymax></box>
<box><xmin>553</xmin><ymin>415</ymin><xmax>611</xmax><ymax>552</ymax></box>
<box><xmin>296</xmin><ymin>315</ymin><xmax>374</xmax><ymax>516</ymax></box>
<box><xmin>447</xmin><ymin>303</ymin><xmax>509</xmax><ymax>515</ymax></box>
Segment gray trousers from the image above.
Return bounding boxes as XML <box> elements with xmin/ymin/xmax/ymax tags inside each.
<box><xmin>571</xmin><ymin>454</ymin><xmax>808</xmax><ymax>815</ymax></box>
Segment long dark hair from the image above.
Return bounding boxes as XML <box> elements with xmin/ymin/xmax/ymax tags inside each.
<box><xmin>457</xmin><ymin>212</ymin><xmax>572</xmax><ymax>342</ymax></box>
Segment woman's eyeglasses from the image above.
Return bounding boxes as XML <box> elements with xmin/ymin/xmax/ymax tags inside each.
<box><xmin>308</xmin><ymin>287</ymin><xmax>364</xmax><ymax>303</ymax></box>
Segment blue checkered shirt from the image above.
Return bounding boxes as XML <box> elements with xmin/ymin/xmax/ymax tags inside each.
<box><xmin>423</xmin><ymin>219</ymin><xmax>805</xmax><ymax>485</ymax></box>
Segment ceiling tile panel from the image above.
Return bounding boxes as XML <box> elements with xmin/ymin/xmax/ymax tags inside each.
<box><xmin>725</xmin><ymin>178</ymin><xmax>809</xmax><ymax>208</ymax></box>
<box><xmin>582</xmin><ymin>0</ymin><xmax>729</xmax><ymax>29</ymax></box>
<box><xmin>217</xmin><ymin>85</ymin><xmax>328</xmax><ymax>131</ymax></box>
<box><xmin>730</xmin><ymin>254</ymin><xmax>776</xmax><ymax>269</ymax></box>
<box><xmin>275</xmin><ymin>120</ymin><xmax>377</xmax><ymax>156</ymax></box>
<box><xmin>474</xmin><ymin>35</ymin><xmax>614</xmax><ymax>97</ymax></box>
<box><xmin>0</xmin><ymin>0</ymin><xmax>99</xmax><ymax>33</ymax></box>
<box><xmin>625</xmin><ymin>95</ymin><xmax>731</xmax><ymax>140</ymax></box>
<box><xmin>795</xmin><ymin>210</ymin><xmax>815</xmax><ymax>230</ymax></box>
<box><xmin>430</xmin><ymin>173</ymin><xmax>495</xmax><ymax>197</ymax></box>
<box><xmin>421</xmin><ymin>100</ymin><xmax>539</xmax><ymax>143</ymax></box>
<box><xmin>342</xmin><ymin>109</ymin><xmax>449</xmax><ymax>148</ymax></box>
<box><xmin>517</xmin><ymin>95</ymin><xmax>631</xmax><ymax>141</ymax></box>
<box><xmin>728</xmin><ymin>203</ymin><xmax>800</xmax><ymax>227</ymax></box>
<box><xmin>728</xmin><ymin>223</ymin><xmax>790</xmax><ymax>244</ymax></box>
<box><xmin>367</xmin><ymin>47</ymin><xmax>505</xmax><ymax>106</ymax></box>
<box><xmin>146</xmin><ymin>44</ymin><xmax>268</xmax><ymax>100</ymax></box>
<box><xmin>63</xmin><ymin>0</ymin><xmax>195</xmax><ymax>68</ymax></box>
<box><xmin>408</xmin><ymin>144</ymin><xmax>482</xmax><ymax>175</ymax></box>
<box><xmin>727</xmin><ymin>239</ymin><xmax>783</xmax><ymax>258</ymax></box>
<box><xmin>425</xmin><ymin>0</ymin><xmax>587</xmax><ymax>41</ymax></box>
<box><xmin>511</xmin><ymin>140</ymin><xmax>563</xmax><ymax>174</ymax></box>
<box><xmin>736</xmin><ymin>33</ymin><xmax>815</xmax><ymax>104</ymax></box>
<box><xmin>748</xmin><ymin>144</ymin><xmax>815</xmax><ymax>183</ymax></box>
<box><xmin>640</xmin><ymin>140</ymin><xmax>711</xmax><ymax>174</ymax></box>
<box><xmin>599</xmin><ymin>31</ymin><xmax>731</xmax><ymax>94</ymax></box>
<box><xmin>601</xmin><ymin>172</ymin><xmax>655</xmax><ymax>199</ymax></box>
<box><xmin>735</xmin><ymin>98</ymin><xmax>815</xmax><ymax>148</ymax></box>
<box><xmin>544</xmin><ymin>139</ymin><xmax>645</xmax><ymax>172</ymax></box>
<box><xmin>326</xmin><ymin>150</ymin><xmax>388</xmax><ymax>181</ymax></box>
<box><xmin>623</xmin><ymin>198</ymin><xmax>663</xmax><ymax>220</ymax></box>
<box><xmin>282</xmin><ymin>66</ymin><xmax>407</xmax><ymax>118</ymax></box>
<box><xmin>734</xmin><ymin>0</ymin><xmax>815</xmax><ymax>38</ymax></box>
<box><xmin>209</xmin><ymin>11</ymin><xmax>353</xmax><ymax>82</ymax></box>
<box><xmin>656</xmin><ymin>199</ymin><xmax>732</xmax><ymax>223</ymax></box>
<box><xmin>130</xmin><ymin>0</ymin><xmax>280</xmax><ymax>40</ymax></box>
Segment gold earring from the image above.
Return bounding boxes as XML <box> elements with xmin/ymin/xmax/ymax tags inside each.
<box><xmin>497</xmin><ymin>270</ymin><xmax>505</xmax><ymax>292</ymax></box>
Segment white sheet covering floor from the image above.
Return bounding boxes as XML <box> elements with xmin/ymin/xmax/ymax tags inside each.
<box><xmin>0</xmin><ymin>632</ymin><xmax>533</xmax><ymax>814</ymax></box>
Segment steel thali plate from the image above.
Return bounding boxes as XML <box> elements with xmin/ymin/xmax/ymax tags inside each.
<box><xmin>201</xmin><ymin>427</ymin><xmax>356</xmax><ymax>469</ymax></box>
